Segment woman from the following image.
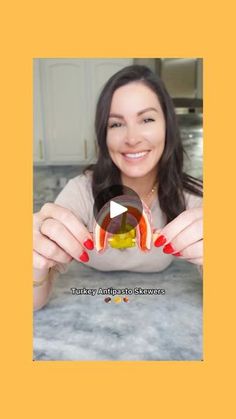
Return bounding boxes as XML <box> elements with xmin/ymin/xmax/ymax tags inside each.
<box><xmin>33</xmin><ymin>65</ymin><xmax>203</xmax><ymax>310</ymax></box>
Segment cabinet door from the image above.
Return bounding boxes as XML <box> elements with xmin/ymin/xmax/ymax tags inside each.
<box><xmin>33</xmin><ymin>60</ymin><xmax>45</xmax><ymax>162</ymax></box>
<box><xmin>40</xmin><ymin>59</ymin><xmax>89</xmax><ymax>164</ymax></box>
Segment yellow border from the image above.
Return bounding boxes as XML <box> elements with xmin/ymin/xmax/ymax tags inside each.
<box><xmin>1</xmin><ymin>0</ymin><xmax>235</xmax><ymax>417</ymax></box>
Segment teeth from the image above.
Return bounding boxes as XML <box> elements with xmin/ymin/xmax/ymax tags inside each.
<box><xmin>124</xmin><ymin>151</ymin><xmax>148</xmax><ymax>159</ymax></box>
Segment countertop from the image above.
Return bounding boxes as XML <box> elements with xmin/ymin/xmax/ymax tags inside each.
<box><xmin>33</xmin><ymin>259</ymin><xmax>203</xmax><ymax>361</ymax></box>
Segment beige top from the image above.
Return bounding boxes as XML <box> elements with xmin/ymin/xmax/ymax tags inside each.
<box><xmin>51</xmin><ymin>171</ymin><xmax>202</xmax><ymax>276</ymax></box>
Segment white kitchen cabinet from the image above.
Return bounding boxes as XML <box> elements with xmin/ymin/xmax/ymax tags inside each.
<box><xmin>39</xmin><ymin>59</ymin><xmax>89</xmax><ymax>164</ymax></box>
<box><xmin>34</xmin><ymin>58</ymin><xmax>133</xmax><ymax>165</ymax></box>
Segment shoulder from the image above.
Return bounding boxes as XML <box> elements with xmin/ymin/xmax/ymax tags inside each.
<box><xmin>55</xmin><ymin>170</ymin><xmax>93</xmax><ymax>200</ymax></box>
<box><xmin>183</xmin><ymin>190</ymin><xmax>203</xmax><ymax>210</ymax></box>
<box><xmin>70</xmin><ymin>170</ymin><xmax>93</xmax><ymax>188</ymax></box>
<box><xmin>66</xmin><ymin>170</ymin><xmax>93</xmax><ymax>191</ymax></box>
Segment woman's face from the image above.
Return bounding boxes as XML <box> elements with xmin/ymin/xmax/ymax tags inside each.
<box><xmin>106</xmin><ymin>82</ymin><xmax>166</xmax><ymax>179</ymax></box>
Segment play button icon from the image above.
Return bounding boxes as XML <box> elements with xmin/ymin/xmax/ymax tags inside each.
<box><xmin>93</xmin><ymin>184</ymin><xmax>143</xmax><ymax>235</ymax></box>
<box><xmin>110</xmin><ymin>201</ymin><xmax>127</xmax><ymax>219</ymax></box>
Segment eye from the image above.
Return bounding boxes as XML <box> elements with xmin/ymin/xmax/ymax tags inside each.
<box><xmin>108</xmin><ymin>122</ymin><xmax>122</xmax><ymax>128</ymax></box>
<box><xmin>143</xmin><ymin>118</ymin><xmax>155</xmax><ymax>123</ymax></box>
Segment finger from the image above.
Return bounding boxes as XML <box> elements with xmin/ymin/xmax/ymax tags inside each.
<box><xmin>154</xmin><ymin>207</ymin><xmax>202</xmax><ymax>246</ymax></box>
<box><xmin>33</xmin><ymin>230</ymin><xmax>73</xmax><ymax>264</ymax></box>
<box><xmin>153</xmin><ymin>228</ymin><xmax>162</xmax><ymax>243</ymax></box>
<box><xmin>39</xmin><ymin>203</ymin><xmax>93</xmax><ymax>250</ymax></box>
<box><xmin>165</xmin><ymin>219</ymin><xmax>203</xmax><ymax>254</ymax></box>
<box><xmin>173</xmin><ymin>240</ymin><xmax>203</xmax><ymax>259</ymax></box>
<box><xmin>33</xmin><ymin>250</ymin><xmax>55</xmax><ymax>270</ymax></box>
<box><xmin>40</xmin><ymin>218</ymin><xmax>89</xmax><ymax>262</ymax></box>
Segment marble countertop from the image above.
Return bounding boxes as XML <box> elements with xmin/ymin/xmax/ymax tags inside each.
<box><xmin>33</xmin><ymin>259</ymin><xmax>203</xmax><ymax>361</ymax></box>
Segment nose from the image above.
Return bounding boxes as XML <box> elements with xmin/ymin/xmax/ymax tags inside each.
<box><xmin>125</xmin><ymin>124</ymin><xmax>142</xmax><ymax>147</ymax></box>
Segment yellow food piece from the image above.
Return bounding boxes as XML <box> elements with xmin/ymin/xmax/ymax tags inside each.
<box><xmin>108</xmin><ymin>236</ymin><xmax>136</xmax><ymax>249</ymax></box>
<box><xmin>108</xmin><ymin>222</ymin><xmax>136</xmax><ymax>249</ymax></box>
<box><xmin>113</xmin><ymin>296</ymin><xmax>122</xmax><ymax>304</ymax></box>
<box><xmin>125</xmin><ymin>224</ymin><xmax>136</xmax><ymax>238</ymax></box>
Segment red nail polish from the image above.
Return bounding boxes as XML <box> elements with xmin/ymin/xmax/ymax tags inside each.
<box><xmin>79</xmin><ymin>251</ymin><xmax>89</xmax><ymax>262</ymax></box>
<box><xmin>154</xmin><ymin>235</ymin><xmax>167</xmax><ymax>247</ymax></box>
<box><xmin>163</xmin><ymin>243</ymin><xmax>175</xmax><ymax>254</ymax></box>
<box><xmin>83</xmin><ymin>238</ymin><xmax>94</xmax><ymax>250</ymax></box>
<box><xmin>173</xmin><ymin>252</ymin><xmax>182</xmax><ymax>257</ymax></box>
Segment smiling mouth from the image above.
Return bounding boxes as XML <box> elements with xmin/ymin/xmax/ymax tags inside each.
<box><xmin>122</xmin><ymin>151</ymin><xmax>150</xmax><ymax>160</ymax></box>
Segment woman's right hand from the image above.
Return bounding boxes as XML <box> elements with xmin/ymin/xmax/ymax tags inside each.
<box><xmin>33</xmin><ymin>203</ymin><xmax>94</xmax><ymax>272</ymax></box>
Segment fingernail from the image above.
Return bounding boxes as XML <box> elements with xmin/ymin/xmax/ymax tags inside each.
<box><xmin>163</xmin><ymin>243</ymin><xmax>175</xmax><ymax>254</ymax></box>
<box><xmin>83</xmin><ymin>238</ymin><xmax>94</xmax><ymax>250</ymax></box>
<box><xmin>154</xmin><ymin>235</ymin><xmax>167</xmax><ymax>247</ymax></box>
<box><xmin>79</xmin><ymin>251</ymin><xmax>89</xmax><ymax>262</ymax></box>
<box><xmin>173</xmin><ymin>251</ymin><xmax>182</xmax><ymax>257</ymax></box>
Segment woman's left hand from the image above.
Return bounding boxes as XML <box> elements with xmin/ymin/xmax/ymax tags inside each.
<box><xmin>153</xmin><ymin>207</ymin><xmax>203</xmax><ymax>265</ymax></box>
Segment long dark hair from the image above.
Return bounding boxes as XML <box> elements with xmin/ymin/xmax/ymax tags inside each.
<box><xmin>85</xmin><ymin>64</ymin><xmax>203</xmax><ymax>223</ymax></box>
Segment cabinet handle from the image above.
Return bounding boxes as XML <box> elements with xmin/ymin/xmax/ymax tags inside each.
<box><xmin>39</xmin><ymin>139</ymin><xmax>43</xmax><ymax>160</ymax></box>
<box><xmin>84</xmin><ymin>139</ymin><xmax>88</xmax><ymax>160</ymax></box>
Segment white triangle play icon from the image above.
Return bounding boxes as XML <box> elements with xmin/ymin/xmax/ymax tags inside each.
<box><xmin>110</xmin><ymin>200</ymin><xmax>128</xmax><ymax>219</ymax></box>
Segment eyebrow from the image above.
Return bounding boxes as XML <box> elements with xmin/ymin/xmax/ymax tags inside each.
<box><xmin>108</xmin><ymin>107</ymin><xmax>159</xmax><ymax>119</ymax></box>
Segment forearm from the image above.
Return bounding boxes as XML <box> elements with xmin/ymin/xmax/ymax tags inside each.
<box><xmin>33</xmin><ymin>268</ymin><xmax>57</xmax><ymax>311</ymax></box>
